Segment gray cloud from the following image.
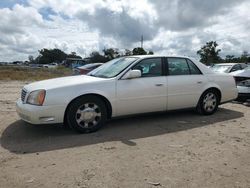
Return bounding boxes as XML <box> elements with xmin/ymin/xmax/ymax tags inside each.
<box><xmin>76</xmin><ymin>7</ymin><xmax>157</xmax><ymax>44</ymax></box>
<box><xmin>74</xmin><ymin>0</ymin><xmax>247</xmax><ymax>49</ymax></box>
<box><xmin>152</xmin><ymin>0</ymin><xmax>245</xmax><ymax>31</ymax></box>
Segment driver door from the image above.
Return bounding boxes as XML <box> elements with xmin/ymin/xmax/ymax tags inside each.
<box><xmin>115</xmin><ymin>58</ymin><xmax>167</xmax><ymax>116</ymax></box>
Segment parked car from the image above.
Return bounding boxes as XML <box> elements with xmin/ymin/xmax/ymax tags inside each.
<box><xmin>210</xmin><ymin>63</ymin><xmax>247</xmax><ymax>73</ymax></box>
<box><xmin>230</xmin><ymin>67</ymin><xmax>250</xmax><ymax>101</ymax></box>
<box><xmin>62</xmin><ymin>58</ymin><xmax>87</xmax><ymax>68</ymax></box>
<box><xmin>43</xmin><ymin>63</ymin><xmax>58</xmax><ymax>68</ymax></box>
<box><xmin>73</xmin><ymin>63</ymin><xmax>103</xmax><ymax>75</ymax></box>
<box><xmin>16</xmin><ymin>55</ymin><xmax>238</xmax><ymax>133</ymax></box>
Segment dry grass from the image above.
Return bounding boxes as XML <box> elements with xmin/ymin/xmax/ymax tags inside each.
<box><xmin>0</xmin><ymin>66</ymin><xmax>72</xmax><ymax>81</ymax></box>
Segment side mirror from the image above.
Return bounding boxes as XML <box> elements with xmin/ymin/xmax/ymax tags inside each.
<box><xmin>122</xmin><ymin>69</ymin><xmax>141</xmax><ymax>79</ymax></box>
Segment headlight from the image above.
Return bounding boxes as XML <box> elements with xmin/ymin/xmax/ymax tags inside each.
<box><xmin>27</xmin><ymin>90</ymin><xmax>46</xmax><ymax>105</ymax></box>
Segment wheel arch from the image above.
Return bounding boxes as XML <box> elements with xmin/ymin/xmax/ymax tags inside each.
<box><xmin>63</xmin><ymin>93</ymin><xmax>113</xmax><ymax>124</ymax></box>
<box><xmin>198</xmin><ymin>87</ymin><xmax>222</xmax><ymax>106</ymax></box>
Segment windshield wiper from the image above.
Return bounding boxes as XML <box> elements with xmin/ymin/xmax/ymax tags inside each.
<box><xmin>88</xmin><ymin>74</ymin><xmax>97</xmax><ymax>77</ymax></box>
<box><xmin>88</xmin><ymin>74</ymin><xmax>109</xmax><ymax>78</ymax></box>
<box><xmin>96</xmin><ymin>75</ymin><xmax>109</xmax><ymax>78</ymax></box>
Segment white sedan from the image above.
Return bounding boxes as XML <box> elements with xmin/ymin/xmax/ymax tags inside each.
<box><xmin>16</xmin><ymin>55</ymin><xmax>238</xmax><ymax>133</ymax></box>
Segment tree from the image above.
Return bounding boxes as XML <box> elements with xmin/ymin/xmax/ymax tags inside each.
<box><xmin>38</xmin><ymin>48</ymin><xmax>67</xmax><ymax>64</ymax></box>
<box><xmin>148</xmin><ymin>50</ymin><xmax>154</xmax><ymax>55</ymax></box>
<box><xmin>28</xmin><ymin>55</ymin><xmax>34</xmax><ymax>63</ymax></box>
<box><xmin>124</xmin><ymin>49</ymin><xmax>132</xmax><ymax>56</ymax></box>
<box><xmin>225</xmin><ymin>55</ymin><xmax>235</xmax><ymax>63</ymax></box>
<box><xmin>132</xmin><ymin>47</ymin><xmax>147</xmax><ymax>55</ymax></box>
<box><xmin>103</xmin><ymin>48</ymin><xmax>119</xmax><ymax>60</ymax></box>
<box><xmin>240</xmin><ymin>51</ymin><xmax>249</xmax><ymax>63</ymax></box>
<box><xmin>197</xmin><ymin>41</ymin><xmax>221</xmax><ymax>65</ymax></box>
<box><xmin>67</xmin><ymin>52</ymin><xmax>82</xmax><ymax>59</ymax></box>
<box><xmin>89</xmin><ymin>51</ymin><xmax>107</xmax><ymax>63</ymax></box>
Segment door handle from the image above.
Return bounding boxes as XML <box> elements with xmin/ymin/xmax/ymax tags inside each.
<box><xmin>197</xmin><ymin>81</ymin><xmax>203</xmax><ymax>84</ymax></box>
<box><xmin>155</xmin><ymin>83</ymin><xmax>164</xmax><ymax>86</ymax></box>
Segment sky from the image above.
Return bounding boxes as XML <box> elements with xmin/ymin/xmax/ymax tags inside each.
<box><xmin>0</xmin><ymin>0</ymin><xmax>250</xmax><ymax>61</ymax></box>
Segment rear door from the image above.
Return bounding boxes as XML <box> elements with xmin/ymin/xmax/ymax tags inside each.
<box><xmin>166</xmin><ymin>57</ymin><xmax>208</xmax><ymax>110</ymax></box>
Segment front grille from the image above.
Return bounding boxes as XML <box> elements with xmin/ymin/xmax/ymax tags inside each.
<box><xmin>21</xmin><ymin>89</ymin><xmax>27</xmax><ymax>102</ymax></box>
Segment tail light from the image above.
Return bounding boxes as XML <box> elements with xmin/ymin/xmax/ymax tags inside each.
<box><xmin>234</xmin><ymin>77</ymin><xmax>250</xmax><ymax>87</ymax></box>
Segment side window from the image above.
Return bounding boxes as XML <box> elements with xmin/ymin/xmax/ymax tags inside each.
<box><xmin>187</xmin><ymin>59</ymin><xmax>202</xmax><ymax>75</ymax></box>
<box><xmin>133</xmin><ymin>58</ymin><xmax>162</xmax><ymax>77</ymax></box>
<box><xmin>168</xmin><ymin>58</ymin><xmax>189</xmax><ymax>75</ymax></box>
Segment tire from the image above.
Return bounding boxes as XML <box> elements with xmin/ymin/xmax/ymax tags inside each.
<box><xmin>196</xmin><ymin>90</ymin><xmax>219</xmax><ymax>115</ymax></box>
<box><xmin>66</xmin><ymin>96</ymin><xmax>107</xmax><ymax>133</ymax></box>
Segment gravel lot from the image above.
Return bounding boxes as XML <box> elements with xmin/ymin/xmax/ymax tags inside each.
<box><xmin>0</xmin><ymin>81</ymin><xmax>250</xmax><ymax>188</ymax></box>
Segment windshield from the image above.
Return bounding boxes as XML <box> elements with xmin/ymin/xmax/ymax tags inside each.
<box><xmin>88</xmin><ymin>57</ymin><xmax>138</xmax><ymax>78</ymax></box>
<box><xmin>211</xmin><ymin>64</ymin><xmax>232</xmax><ymax>73</ymax></box>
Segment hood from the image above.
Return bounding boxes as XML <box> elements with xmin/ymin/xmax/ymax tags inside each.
<box><xmin>24</xmin><ymin>75</ymin><xmax>106</xmax><ymax>91</ymax></box>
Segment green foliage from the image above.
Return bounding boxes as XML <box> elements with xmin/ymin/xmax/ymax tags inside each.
<box><xmin>67</xmin><ymin>52</ymin><xmax>82</xmax><ymax>59</ymax></box>
<box><xmin>28</xmin><ymin>55</ymin><xmax>34</xmax><ymax>64</ymax></box>
<box><xmin>36</xmin><ymin>48</ymin><xmax>67</xmax><ymax>64</ymax></box>
<box><xmin>103</xmin><ymin>48</ymin><xmax>119</xmax><ymax>60</ymax></box>
<box><xmin>124</xmin><ymin>49</ymin><xmax>132</xmax><ymax>56</ymax></box>
<box><xmin>197</xmin><ymin>41</ymin><xmax>221</xmax><ymax>65</ymax></box>
<box><xmin>240</xmin><ymin>51</ymin><xmax>249</xmax><ymax>62</ymax></box>
<box><xmin>30</xmin><ymin>47</ymin><xmax>154</xmax><ymax>64</ymax></box>
<box><xmin>89</xmin><ymin>51</ymin><xmax>108</xmax><ymax>63</ymax></box>
<box><xmin>148</xmin><ymin>50</ymin><xmax>154</xmax><ymax>55</ymax></box>
<box><xmin>89</xmin><ymin>47</ymin><xmax>153</xmax><ymax>63</ymax></box>
<box><xmin>222</xmin><ymin>51</ymin><xmax>250</xmax><ymax>63</ymax></box>
<box><xmin>198</xmin><ymin>41</ymin><xmax>250</xmax><ymax>64</ymax></box>
<box><xmin>34</xmin><ymin>49</ymin><xmax>83</xmax><ymax>64</ymax></box>
<box><xmin>132</xmin><ymin>47</ymin><xmax>147</xmax><ymax>55</ymax></box>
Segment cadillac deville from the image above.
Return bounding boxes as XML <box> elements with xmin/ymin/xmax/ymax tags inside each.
<box><xmin>16</xmin><ymin>55</ymin><xmax>238</xmax><ymax>133</ymax></box>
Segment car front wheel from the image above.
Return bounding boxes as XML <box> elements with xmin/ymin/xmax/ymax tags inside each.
<box><xmin>66</xmin><ymin>96</ymin><xmax>107</xmax><ymax>133</ymax></box>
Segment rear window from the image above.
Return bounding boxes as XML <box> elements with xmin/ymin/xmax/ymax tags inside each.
<box><xmin>167</xmin><ymin>58</ymin><xmax>202</xmax><ymax>75</ymax></box>
<box><xmin>187</xmin><ymin>59</ymin><xmax>202</xmax><ymax>75</ymax></box>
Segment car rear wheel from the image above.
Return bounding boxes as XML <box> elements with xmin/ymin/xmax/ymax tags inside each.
<box><xmin>197</xmin><ymin>90</ymin><xmax>219</xmax><ymax>115</ymax></box>
<box><xmin>66</xmin><ymin>96</ymin><xmax>107</xmax><ymax>133</ymax></box>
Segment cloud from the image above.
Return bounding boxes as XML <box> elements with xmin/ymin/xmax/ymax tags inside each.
<box><xmin>76</xmin><ymin>7</ymin><xmax>156</xmax><ymax>44</ymax></box>
<box><xmin>0</xmin><ymin>0</ymin><xmax>250</xmax><ymax>61</ymax></box>
<box><xmin>0</xmin><ymin>4</ymin><xmax>46</xmax><ymax>61</ymax></box>
<box><xmin>151</xmin><ymin>0</ymin><xmax>245</xmax><ymax>31</ymax></box>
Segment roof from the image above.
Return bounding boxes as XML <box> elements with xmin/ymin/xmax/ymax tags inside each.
<box><xmin>127</xmin><ymin>55</ymin><xmax>190</xmax><ymax>59</ymax></box>
<box><xmin>214</xmin><ymin>63</ymin><xmax>240</xmax><ymax>66</ymax></box>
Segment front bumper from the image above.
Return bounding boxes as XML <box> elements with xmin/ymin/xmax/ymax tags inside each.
<box><xmin>16</xmin><ymin>99</ymin><xmax>66</xmax><ymax>124</ymax></box>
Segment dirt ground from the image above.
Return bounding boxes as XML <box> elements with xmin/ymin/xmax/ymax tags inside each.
<box><xmin>0</xmin><ymin>81</ymin><xmax>250</xmax><ymax>188</ymax></box>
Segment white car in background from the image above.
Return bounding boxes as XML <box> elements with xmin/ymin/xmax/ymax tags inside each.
<box><xmin>16</xmin><ymin>55</ymin><xmax>238</xmax><ymax>133</ymax></box>
<box><xmin>230</xmin><ymin>66</ymin><xmax>250</xmax><ymax>101</ymax></box>
<box><xmin>43</xmin><ymin>63</ymin><xmax>58</xmax><ymax>68</ymax></box>
<box><xmin>211</xmin><ymin>63</ymin><xmax>247</xmax><ymax>73</ymax></box>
